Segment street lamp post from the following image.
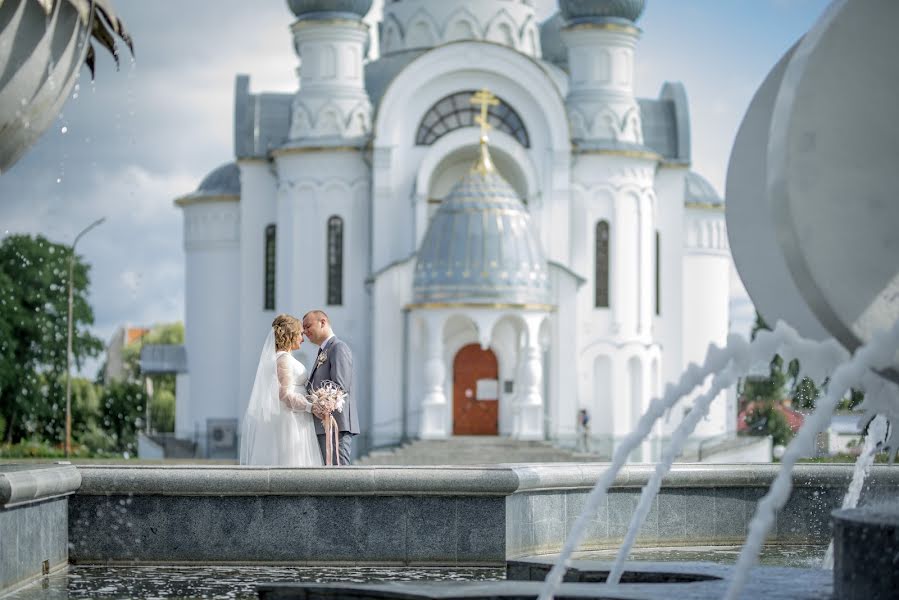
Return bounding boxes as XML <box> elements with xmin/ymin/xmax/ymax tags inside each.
<box><xmin>65</xmin><ymin>217</ymin><xmax>105</xmax><ymax>457</ymax></box>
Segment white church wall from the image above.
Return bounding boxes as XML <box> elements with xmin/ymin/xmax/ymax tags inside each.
<box><xmin>682</xmin><ymin>209</ymin><xmax>730</xmax><ymax>438</ymax></box>
<box><xmin>570</xmin><ymin>158</ymin><xmax>655</xmax><ymax>342</ymax></box>
<box><xmin>372</xmin><ymin>42</ymin><xmax>569</xmax><ymax>273</ymax></box>
<box><xmin>237</xmin><ymin>160</ymin><xmax>278</xmax><ymax>423</ymax></box>
<box><xmin>490</xmin><ymin>316</ymin><xmax>520</xmax><ymax>437</ymax></box>
<box><xmin>371</xmin><ymin>260</ymin><xmax>413</xmax><ymax>447</ymax></box>
<box><xmin>653</xmin><ymin>167</ymin><xmax>686</xmax><ymax>396</ymax></box>
<box><xmin>547</xmin><ymin>264</ymin><xmax>580</xmax><ymax>442</ymax></box>
<box><xmin>569</xmin><ymin>156</ymin><xmax>661</xmax><ymax>454</ymax></box>
<box><xmin>179</xmin><ymin>200</ymin><xmax>241</xmax><ymax>451</ymax></box>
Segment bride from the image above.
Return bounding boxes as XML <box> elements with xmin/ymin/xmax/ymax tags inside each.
<box><xmin>239</xmin><ymin>314</ymin><xmax>322</xmax><ymax>466</ymax></box>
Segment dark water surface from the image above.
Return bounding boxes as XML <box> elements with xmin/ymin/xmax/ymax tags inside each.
<box><xmin>7</xmin><ymin>545</ymin><xmax>828</xmax><ymax>598</ymax></box>
<box><xmin>7</xmin><ymin>565</ymin><xmax>505</xmax><ymax>599</ymax></box>
<box><xmin>574</xmin><ymin>543</ymin><xmax>828</xmax><ymax>569</ymax></box>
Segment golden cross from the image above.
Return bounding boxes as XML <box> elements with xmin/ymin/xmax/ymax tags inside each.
<box><xmin>470</xmin><ymin>88</ymin><xmax>499</xmax><ymax>138</ymax></box>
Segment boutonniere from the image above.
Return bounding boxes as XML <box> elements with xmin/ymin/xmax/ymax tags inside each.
<box><xmin>316</xmin><ymin>351</ymin><xmax>328</xmax><ymax>367</ymax></box>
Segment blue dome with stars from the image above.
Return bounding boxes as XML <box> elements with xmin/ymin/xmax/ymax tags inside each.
<box><xmin>412</xmin><ymin>143</ymin><xmax>552</xmax><ymax>307</ymax></box>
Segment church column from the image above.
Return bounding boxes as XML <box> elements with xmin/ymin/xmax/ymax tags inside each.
<box><xmin>516</xmin><ymin>314</ymin><xmax>546</xmax><ymax>440</ymax></box>
<box><xmin>419</xmin><ymin>312</ymin><xmax>449</xmax><ymax>439</ymax></box>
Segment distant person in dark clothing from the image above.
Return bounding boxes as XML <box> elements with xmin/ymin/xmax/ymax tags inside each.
<box><xmin>577</xmin><ymin>408</ymin><xmax>591</xmax><ymax>452</ymax></box>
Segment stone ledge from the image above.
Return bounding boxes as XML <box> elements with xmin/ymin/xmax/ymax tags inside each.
<box><xmin>512</xmin><ymin>463</ymin><xmax>899</xmax><ymax>491</ymax></box>
<box><xmin>0</xmin><ymin>463</ymin><xmax>81</xmax><ymax>509</ymax></box>
<box><xmin>73</xmin><ymin>463</ymin><xmax>899</xmax><ymax>498</ymax></box>
<box><xmin>76</xmin><ymin>465</ymin><xmax>521</xmax><ymax>496</ymax></box>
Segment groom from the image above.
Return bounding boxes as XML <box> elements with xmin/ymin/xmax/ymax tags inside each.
<box><xmin>302</xmin><ymin>310</ymin><xmax>359</xmax><ymax>465</ymax></box>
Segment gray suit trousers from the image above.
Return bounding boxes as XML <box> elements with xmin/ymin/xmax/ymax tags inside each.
<box><xmin>317</xmin><ymin>432</ymin><xmax>353</xmax><ymax>466</ymax></box>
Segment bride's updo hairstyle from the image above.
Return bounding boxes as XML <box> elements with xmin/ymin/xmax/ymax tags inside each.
<box><xmin>272</xmin><ymin>314</ymin><xmax>302</xmax><ymax>351</ymax></box>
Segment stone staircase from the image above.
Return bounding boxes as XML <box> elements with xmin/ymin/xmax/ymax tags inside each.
<box><xmin>357</xmin><ymin>436</ymin><xmax>605</xmax><ymax>465</ymax></box>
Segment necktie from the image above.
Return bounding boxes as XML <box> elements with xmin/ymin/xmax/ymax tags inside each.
<box><xmin>311</xmin><ymin>345</ymin><xmax>324</xmax><ymax>379</ymax></box>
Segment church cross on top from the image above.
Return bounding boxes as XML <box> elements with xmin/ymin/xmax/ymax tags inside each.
<box><xmin>470</xmin><ymin>88</ymin><xmax>499</xmax><ymax>138</ymax></box>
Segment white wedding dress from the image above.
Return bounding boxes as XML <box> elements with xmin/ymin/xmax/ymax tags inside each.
<box><xmin>273</xmin><ymin>351</ymin><xmax>322</xmax><ymax>467</ymax></box>
<box><xmin>239</xmin><ymin>331</ymin><xmax>323</xmax><ymax>467</ymax></box>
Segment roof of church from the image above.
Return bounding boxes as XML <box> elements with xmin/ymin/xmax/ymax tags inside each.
<box><xmin>540</xmin><ymin>13</ymin><xmax>568</xmax><ymax>70</ymax></box>
<box><xmin>287</xmin><ymin>0</ymin><xmax>372</xmax><ymax>19</ymax></box>
<box><xmin>196</xmin><ymin>162</ymin><xmax>241</xmax><ymax>196</ymax></box>
<box><xmin>560</xmin><ymin>0</ymin><xmax>646</xmax><ymax>24</ymax></box>
<box><xmin>412</xmin><ymin>140</ymin><xmax>552</xmax><ymax>307</ymax></box>
<box><xmin>685</xmin><ymin>171</ymin><xmax>724</xmax><ymax>208</ymax></box>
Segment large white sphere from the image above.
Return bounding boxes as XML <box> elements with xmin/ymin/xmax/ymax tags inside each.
<box><xmin>768</xmin><ymin>0</ymin><xmax>899</xmax><ymax>380</ymax></box>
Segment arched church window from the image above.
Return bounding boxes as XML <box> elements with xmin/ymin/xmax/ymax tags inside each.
<box><xmin>327</xmin><ymin>216</ymin><xmax>344</xmax><ymax>306</ymax></box>
<box><xmin>655</xmin><ymin>231</ymin><xmax>661</xmax><ymax>316</ymax></box>
<box><xmin>595</xmin><ymin>220</ymin><xmax>610</xmax><ymax>308</ymax></box>
<box><xmin>264</xmin><ymin>224</ymin><xmax>276</xmax><ymax>310</ymax></box>
<box><xmin>415</xmin><ymin>90</ymin><xmax>530</xmax><ymax>147</ymax></box>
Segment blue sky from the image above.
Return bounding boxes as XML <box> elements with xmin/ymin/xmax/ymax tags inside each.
<box><xmin>0</xmin><ymin>0</ymin><xmax>830</xmax><ymax>374</ymax></box>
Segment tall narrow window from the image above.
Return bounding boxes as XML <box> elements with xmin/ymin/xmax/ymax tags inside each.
<box><xmin>655</xmin><ymin>231</ymin><xmax>661</xmax><ymax>316</ymax></box>
<box><xmin>327</xmin><ymin>216</ymin><xmax>344</xmax><ymax>306</ymax></box>
<box><xmin>595</xmin><ymin>220</ymin><xmax>610</xmax><ymax>308</ymax></box>
<box><xmin>264</xmin><ymin>224</ymin><xmax>276</xmax><ymax>310</ymax></box>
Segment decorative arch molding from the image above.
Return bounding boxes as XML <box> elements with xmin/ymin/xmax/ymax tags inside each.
<box><xmin>374</xmin><ymin>42</ymin><xmax>569</xmax><ymax>152</ymax></box>
<box><xmin>484</xmin><ymin>8</ymin><xmax>520</xmax><ymax>50</ymax></box>
<box><xmin>519</xmin><ymin>15</ymin><xmax>541</xmax><ymax>56</ymax></box>
<box><xmin>290</xmin><ymin>98</ymin><xmax>372</xmax><ymax>139</ymax></box>
<box><xmin>380</xmin><ymin>13</ymin><xmax>405</xmax><ymax>54</ymax></box>
<box><xmin>684</xmin><ymin>214</ymin><xmax>729</xmax><ymax>253</ymax></box>
<box><xmin>444</xmin><ymin>7</ymin><xmax>481</xmax><ymax>42</ymax></box>
<box><xmin>404</xmin><ymin>8</ymin><xmax>440</xmax><ymax>48</ymax></box>
<box><xmin>380</xmin><ymin>5</ymin><xmax>540</xmax><ymax>55</ymax></box>
<box><xmin>277</xmin><ymin>176</ymin><xmax>369</xmax><ymax>195</ymax></box>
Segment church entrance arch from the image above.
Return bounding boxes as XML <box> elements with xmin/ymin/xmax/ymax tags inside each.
<box><xmin>452</xmin><ymin>344</ymin><xmax>499</xmax><ymax>435</ymax></box>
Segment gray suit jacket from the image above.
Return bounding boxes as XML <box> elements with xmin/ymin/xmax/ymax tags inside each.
<box><xmin>308</xmin><ymin>336</ymin><xmax>359</xmax><ymax>435</ymax></box>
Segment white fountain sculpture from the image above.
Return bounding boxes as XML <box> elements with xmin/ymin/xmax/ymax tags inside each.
<box><xmin>542</xmin><ymin>0</ymin><xmax>899</xmax><ymax>598</ymax></box>
<box><xmin>0</xmin><ymin>0</ymin><xmax>132</xmax><ymax>175</ymax></box>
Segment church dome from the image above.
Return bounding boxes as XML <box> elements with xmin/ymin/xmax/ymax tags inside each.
<box><xmin>287</xmin><ymin>0</ymin><xmax>372</xmax><ymax>20</ymax></box>
<box><xmin>540</xmin><ymin>13</ymin><xmax>568</xmax><ymax>69</ymax></box>
<box><xmin>413</xmin><ymin>143</ymin><xmax>551</xmax><ymax>306</ymax></box>
<box><xmin>196</xmin><ymin>162</ymin><xmax>241</xmax><ymax>197</ymax></box>
<box><xmin>684</xmin><ymin>171</ymin><xmax>724</xmax><ymax>208</ymax></box>
<box><xmin>560</xmin><ymin>0</ymin><xmax>645</xmax><ymax>24</ymax></box>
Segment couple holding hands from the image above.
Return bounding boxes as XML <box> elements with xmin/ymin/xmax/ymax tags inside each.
<box><xmin>239</xmin><ymin>310</ymin><xmax>358</xmax><ymax>467</ymax></box>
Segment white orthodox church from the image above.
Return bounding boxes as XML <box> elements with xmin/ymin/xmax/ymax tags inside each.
<box><xmin>174</xmin><ymin>0</ymin><xmax>732</xmax><ymax>460</ymax></box>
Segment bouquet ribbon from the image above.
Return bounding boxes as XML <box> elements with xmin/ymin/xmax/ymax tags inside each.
<box><xmin>324</xmin><ymin>412</ymin><xmax>341</xmax><ymax>466</ymax></box>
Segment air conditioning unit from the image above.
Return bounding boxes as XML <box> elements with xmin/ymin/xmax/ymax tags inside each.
<box><xmin>207</xmin><ymin>418</ymin><xmax>238</xmax><ymax>452</ymax></box>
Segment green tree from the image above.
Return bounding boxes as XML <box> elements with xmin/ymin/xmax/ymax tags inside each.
<box><xmin>99</xmin><ymin>380</ymin><xmax>146</xmax><ymax>453</ymax></box>
<box><xmin>0</xmin><ymin>234</ymin><xmax>103</xmax><ymax>444</ymax></box>
<box><xmin>743</xmin><ymin>401</ymin><xmax>794</xmax><ymax>446</ymax></box>
<box><xmin>121</xmin><ymin>321</ymin><xmax>183</xmax><ymax>433</ymax></box>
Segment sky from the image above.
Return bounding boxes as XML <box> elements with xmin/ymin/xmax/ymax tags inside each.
<box><xmin>0</xmin><ymin>0</ymin><xmax>831</xmax><ymax>376</ymax></box>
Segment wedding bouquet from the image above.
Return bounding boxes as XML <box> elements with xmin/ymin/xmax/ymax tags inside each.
<box><xmin>308</xmin><ymin>380</ymin><xmax>347</xmax><ymax>465</ymax></box>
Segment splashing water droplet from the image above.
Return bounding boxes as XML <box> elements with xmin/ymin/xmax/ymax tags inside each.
<box><xmin>60</xmin><ymin>126</ymin><xmax>68</xmax><ymax>134</ymax></box>
<box><xmin>56</xmin><ymin>178</ymin><xmax>62</xmax><ymax>184</ymax></box>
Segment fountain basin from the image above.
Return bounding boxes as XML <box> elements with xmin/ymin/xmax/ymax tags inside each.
<box><xmin>63</xmin><ymin>463</ymin><xmax>898</xmax><ymax>565</ymax></box>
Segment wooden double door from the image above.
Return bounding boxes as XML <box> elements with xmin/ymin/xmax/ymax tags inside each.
<box><xmin>452</xmin><ymin>344</ymin><xmax>499</xmax><ymax>435</ymax></box>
